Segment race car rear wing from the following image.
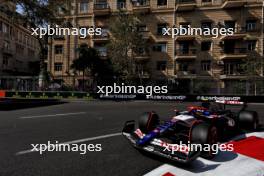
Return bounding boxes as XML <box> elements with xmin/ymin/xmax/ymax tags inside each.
<box><xmin>215</xmin><ymin>100</ymin><xmax>244</xmax><ymax>105</ymax></box>
<box><xmin>215</xmin><ymin>100</ymin><xmax>248</xmax><ymax>111</ymax></box>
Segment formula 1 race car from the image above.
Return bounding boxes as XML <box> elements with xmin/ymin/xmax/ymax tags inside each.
<box><xmin>181</xmin><ymin>100</ymin><xmax>259</xmax><ymax>140</ymax></box>
<box><xmin>122</xmin><ymin>100</ymin><xmax>259</xmax><ymax>163</ymax></box>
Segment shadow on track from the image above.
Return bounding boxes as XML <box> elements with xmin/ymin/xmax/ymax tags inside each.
<box><xmin>137</xmin><ymin>149</ymin><xmax>238</xmax><ymax>173</ymax></box>
<box><xmin>0</xmin><ymin>98</ymin><xmax>67</xmax><ymax>111</ymax></box>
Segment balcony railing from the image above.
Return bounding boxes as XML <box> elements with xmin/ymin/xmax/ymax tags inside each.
<box><xmin>139</xmin><ymin>31</ymin><xmax>150</xmax><ymax>39</ymax></box>
<box><xmin>222</xmin><ymin>0</ymin><xmax>246</xmax><ymax>9</ymax></box>
<box><xmin>2</xmin><ymin>47</ymin><xmax>13</xmax><ymax>55</ymax></box>
<box><xmin>138</xmin><ymin>72</ymin><xmax>150</xmax><ymax>78</ymax></box>
<box><xmin>226</xmin><ymin>27</ymin><xmax>260</xmax><ymax>33</ymax></box>
<box><xmin>134</xmin><ymin>51</ymin><xmax>150</xmax><ymax>59</ymax></box>
<box><xmin>175</xmin><ymin>0</ymin><xmax>196</xmax><ymax>12</ymax></box>
<box><xmin>94</xmin><ymin>3</ymin><xmax>109</xmax><ymax>10</ymax></box>
<box><xmin>98</xmin><ymin>52</ymin><xmax>107</xmax><ymax>57</ymax></box>
<box><xmin>245</xmin><ymin>28</ymin><xmax>259</xmax><ymax>32</ymax></box>
<box><xmin>94</xmin><ymin>34</ymin><xmax>109</xmax><ymax>39</ymax></box>
<box><xmin>0</xmin><ymin>32</ymin><xmax>11</xmax><ymax>39</ymax></box>
<box><xmin>175</xmin><ymin>49</ymin><xmax>197</xmax><ymax>56</ymax></box>
<box><xmin>176</xmin><ymin>71</ymin><xmax>197</xmax><ymax>78</ymax></box>
<box><xmin>223</xmin><ymin>0</ymin><xmax>244</xmax><ymax>2</ymax></box>
<box><xmin>53</xmin><ymin>35</ymin><xmax>65</xmax><ymax>40</ymax></box>
<box><xmin>221</xmin><ymin>48</ymin><xmax>247</xmax><ymax>55</ymax></box>
<box><xmin>2</xmin><ymin>64</ymin><xmax>13</xmax><ymax>71</ymax></box>
<box><xmin>222</xmin><ymin>72</ymin><xmax>244</xmax><ymax>76</ymax></box>
<box><xmin>94</xmin><ymin>29</ymin><xmax>109</xmax><ymax>39</ymax></box>
<box><xmin>132</xmin><ymin>0</ymin><xmax>150</xmax><ymax>7</ymax></box>
<box><xmin>176</xmin><ymin>0</ymin><xmax>196</xmax><ymax>4</ymax></box>
<box><xmin>220</xmin><ymin>70</ymin><xmax>245</xmax><ymax>77</ymax></box>
<box><xmin>96</xmin><ymin>49</ymin><xmax>107</xmax><ymax>57</ymax></box>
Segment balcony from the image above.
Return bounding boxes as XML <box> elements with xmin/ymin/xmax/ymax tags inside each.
<box><xmin>220</xmin><ymin>27</ymin><xmax>247</xmax><ymax>40</ymax></box>
<box><xmin>220</xmin><ymin>70</ymin><xmax>246</xmax><ymax>79</ymax></box>
<box><xmin>95</xmin><ymin>47</ymin><xmax>108</xmax><ymax>58</ymax></box>
<box><xmin>175</xmin><ymin>71</ymin><xmax>197</xmax><ymax>79</ymax></box>
<box><xmin>2</xmin><ymin>47</ymin><xmax>13</xmax><ymax>55</ymax></box>
<box><xmin>134</xmin><ymin>52</ymin><xmax>150</xmax><ymax>61</ymax></box>
<box><xmin>175</xmin><ymin>35</ymin><xmax>196</xmax><ymax>41</ymax></box>
<box><xmin>139</xmin><ymin>72</ymin><xmax>150</xmax><ymax>78</ymax></box>
<box><xmin>2</xmin><ymin>64</ymin><xmax>13</xmax><ymax>72</ymax></box>
<box><xmin>219</xmin><ymin>74</ymin><xmax>246</xmax><ymax>79</ymax></box>
<box><xmin>0</xmin><ymin>32</ymin><xmax>10</xmax><ymax>40</ymax></box>
<box><xmin>132</xmin><ymin>0</ymin><xmax>150</xmax><ymax>13</ymax></box>
<box><xmin>117</xmin><ymin>2</ymin><xmax>126</xmax><ymax>10</ymax></box>
<box><xmin>176</xmin><ymin>0</ymin><xmax>197</xmax><ymax>12</ymax></box>
<box><xmin>94</xmin><ymin>3</ymin><xmax>110</xmax><ymax>16</ymax></box>
<box><xmin>175</xmin><ymin>49</ymin><xmax>197</xmax><ymax>60</ymax></box>
<box><xmin>220</xmin><ymin>48</ymin><xmax>247</xmax><ymax>60</ymax></box>
<box><xmin>221</xmin><ymin>0</ymin><xmax>245</xmax><ymax>9</ymax></box>
<box><xmin>98</xmin><ymin>51</ymin><xmax>107</xmax><ymax>57</ymax></box>
<box><xmin>139</xmin><ymin>31</ymin><xmax>151</xmax><ymax>39</ymax></box>
<box><xmin>93</xmin><ymin>29</ymin><xmax>109</xmax><ymax>42</ymax></box>
<box><xmin>53</xmin><ymin>35</ymin><xmax>65</xmax><ymax>40</ymax></box>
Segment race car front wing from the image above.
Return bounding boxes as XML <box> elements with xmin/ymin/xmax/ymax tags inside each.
<box><xmin>122</xmin><ymin>120</ymin><xmax>200</xmax><ymax>164</ymax></box>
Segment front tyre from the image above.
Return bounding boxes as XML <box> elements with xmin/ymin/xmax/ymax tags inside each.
<box><xmin>138</xmin><ymin>112</ymin><xmax>159</xmax><ymax>133</ymax></box>
<box><xmin>191</xmin><ymin>122</ymin><xmax>218</xmax><ymax>159</ymax></box>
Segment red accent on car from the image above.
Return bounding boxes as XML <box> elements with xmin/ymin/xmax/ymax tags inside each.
<box><xmin>187</xmin><ymin>106</ymin><xmax>207</xmax><ymax>112</ymax></box>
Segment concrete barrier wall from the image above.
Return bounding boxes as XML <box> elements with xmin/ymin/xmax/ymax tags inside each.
<box><xmin>1</xmin><ymin>91</ymin><xmax>264</xmax><ymax>103</ymax></box>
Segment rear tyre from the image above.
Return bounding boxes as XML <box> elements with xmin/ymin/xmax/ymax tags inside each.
<box><xmin>191</xmin><ymin>122</ymin><xmax>218</xmax><ymax>159</ymax></box>
<box><xmin>238</xmin><ymin>111</ymin><xmax>259</xmax><ymax>131</ymax></box>
<box><xmin>138</xmin><ymin>112</ymin><xmax>159</xmax><ymax>133</ymax></box>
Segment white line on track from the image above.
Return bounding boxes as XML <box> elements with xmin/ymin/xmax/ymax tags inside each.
<box><xmin>19</xmin><ymin>112</ymin><xmax>87</xmax><ymax>119</ymax></box>
<box><xmin>15</xmin><ymin>132</ymin><xmax>122</xmax><ymax>155</ymax></box>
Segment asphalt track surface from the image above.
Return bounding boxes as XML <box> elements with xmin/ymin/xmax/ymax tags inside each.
<box><xmin>0</xmin><ymin>101</ymin><xmax>263</xmax><ymax>176</ymax></box>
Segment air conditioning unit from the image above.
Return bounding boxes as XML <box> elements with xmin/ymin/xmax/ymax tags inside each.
<box><xmin>217</xmin><ymin>60</ymin><xmax>224</xmax><ymax>65</ymax></box>
<box><xmin>183</xmin><ymin>71</ymin><xmax>188</xmax><ymax>75</ymax></box>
